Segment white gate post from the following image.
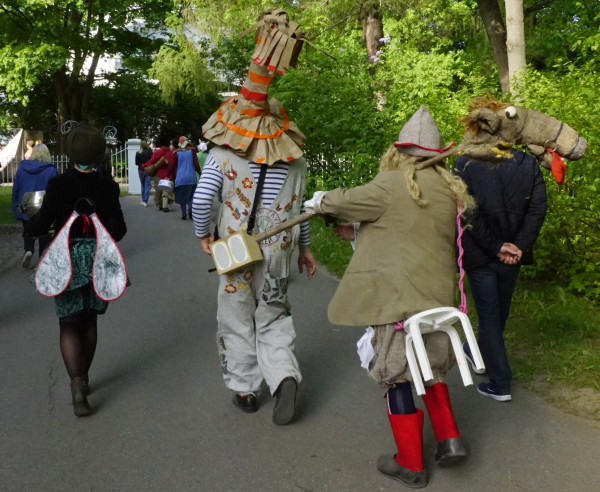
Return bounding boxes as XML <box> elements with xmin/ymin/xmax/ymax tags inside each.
<box><xmin>127</xmin><ymin>139</ymin><xmax>141</xmax><ymax>194</ymax></box>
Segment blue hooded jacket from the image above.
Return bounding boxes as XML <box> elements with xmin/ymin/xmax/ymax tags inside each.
<box><xmin>11</xmin><ymin>160</ymin><xmax>58</xmax><ymax>221</ymax></box>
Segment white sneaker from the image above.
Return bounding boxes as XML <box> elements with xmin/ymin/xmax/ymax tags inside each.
<box><xmin>141</xmin><ymin>200</ymin><xmax>148</xmax><ymax>207</ymax></box>
<box><xmin>22</xmin><ymin>251</ymin><xmax>33</xmax><ymax>268</ymax></box>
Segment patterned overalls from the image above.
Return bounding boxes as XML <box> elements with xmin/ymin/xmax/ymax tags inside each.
<box><xmin>213</xmin><ymin>148</ymin><xmax>306</xmax><ymax>395</ymax></box>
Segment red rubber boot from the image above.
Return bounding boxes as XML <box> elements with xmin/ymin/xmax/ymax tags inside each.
<box><xmin>422</xmin><ymin>382</ymin><xmax>467</xmax><ymax>466</ymax></box>
<box><xmin>377</xmin><ymin>408</ymin><xmax>427</xmax><ymax>488</ymax></box>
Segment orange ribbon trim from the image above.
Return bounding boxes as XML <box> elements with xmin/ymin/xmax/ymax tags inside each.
<box><xmin>241</xmin><ymin>108</ymin><xmax>267</xmax><ymax>117</ymax></box>
<box><xmin>217</xmin><ymin>97</ymin><xmax>290</xmax><ymax>139</ymax></box>
<box><xmin>248</xmin><ymin>71</ymin><xmax>274</xmax><ymax>86</ymax></box>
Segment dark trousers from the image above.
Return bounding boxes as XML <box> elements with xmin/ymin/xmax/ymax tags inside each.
<box><xmin>21</xmin><ymin>220</ymin><xmax>51</xmax><ymax>257</ymax></box>
<box><xmin>467</xmin><ymin>262</ymin><xmax>520</xmax><ymax>392</ymax></box>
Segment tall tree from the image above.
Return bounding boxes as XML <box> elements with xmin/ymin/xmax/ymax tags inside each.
<box><xmin>359</xmin><ymin>0</ymin><xmax>384</xmax><ymax>62</ymax></box>
<box><xmin>0</xmin><ymin>0</ymin><xmax>173</xmax><ymax>152</ymax></box>
<box><xmin>505</xmin><ymin>0</ymin><xmax>526</xmax><ymax>94</ymax></box>
<box><xmin>476</xmin><ymin>0</ymin><xmax>510</xmax><ymax>92</ymax></box>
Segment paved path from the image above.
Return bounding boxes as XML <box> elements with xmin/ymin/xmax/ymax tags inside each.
<box><xmin>0</xmin><ymin>223</ymin><xmax>22</xmax><ymax>272</ymax></box>
<box><xmin>1</xmin><ymin>195</ymin><xmax>599</xmax><ymax>491</ymax></box>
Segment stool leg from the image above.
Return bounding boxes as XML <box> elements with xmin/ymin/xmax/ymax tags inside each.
<box><xmin>405</xmin><ymin>334</ymin><xmax>426</xmax><ymax>396</ymax></box>
<box><xmin>407</xmin><ymin>322</ymin><xmax>434</xmax><ymax>382</ymax></box>
<box><xmin>457</xmin><ymin>312</ymin><xmax>485</xmax><ymax>372</ymax></box>
<box><xmin>437</xmin><ymin>326</ymin><xmax>473</xmax><ymax>387</ymax></box>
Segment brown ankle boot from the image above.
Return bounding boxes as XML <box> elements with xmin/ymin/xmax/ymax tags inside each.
<box><xmin>71</xmin><ymin>377</ymin><xmax>92</xmax><ymax>417</ymax></box>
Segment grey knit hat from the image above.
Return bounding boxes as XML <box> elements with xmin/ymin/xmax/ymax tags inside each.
<box><xmin>394</xmin><ymin>105</ymin><xmax>453</xmax><ymax>157</ymax></box>
<box><xmin>67</xmin><ymin>125</ymin><xmax>106</xmax><ymax>165</ymax></box>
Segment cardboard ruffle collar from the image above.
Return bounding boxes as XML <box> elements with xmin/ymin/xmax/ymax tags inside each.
<box><xmin>202</xmin><ymin>94</ymin><xmax>306</xmax><ymax>164</ymax></box>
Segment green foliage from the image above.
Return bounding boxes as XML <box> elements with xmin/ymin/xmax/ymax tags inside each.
<box><xmin>513</xmin><ymin>64</ymin><xmax>600</xmax><ymax>299</ymax></box>
<box><xmin>149</xmin><ymin>38</ymin><xmax>216</xmax><ymax>105</ymax></box>
<box><xmin>308</xmin><ymin>217</ymin><xmax>353</xmax><ymax>278</ymax></box>
<box><xmin>525</xmin><ymin>0</ymin><xmax>600</xmax><ymax>70</ymax></box>
<box><xmin>270</xmin><ymin>32</ymin><xmax>386</xmax><ymax>192</ymax></box>
<box><xmin>207</xmin><ymin>36</ymin><xmax>255</xmax><ymax>87</ymax></box>
<box><xmin>0</xmin><ymin>43</ymin><xmax>66</xmax><ymax>104</ymax></box>
<box><xmin>91</xmin><ymin>62</ymin><xmax>221</xmax><ymax>144</ymax></box>
<box><xmin>504</xmin><ymin>282</ymin><xmax>600</xmax><ymax>390</ymax></box>
<box><xmin>0</xmin><ymin>0</ymin><xmax>174</xmax><ymax>136</ymax></box>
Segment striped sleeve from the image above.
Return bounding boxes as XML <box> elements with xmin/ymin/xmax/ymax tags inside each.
<box><xmin>248</xmin><ymin>163</ymin><xmax>288</xmax><ymax>207</ymax></box>
<box><xmin>299</xmin><ymin>196</ymin><xmax>311</xmax><ymax>246</ymax></box>
<box><xmin>191</xmin><ymin>153</ymin><xmax>222</xmax><ymax>238</ymax></box>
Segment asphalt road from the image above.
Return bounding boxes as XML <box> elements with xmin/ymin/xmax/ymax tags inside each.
<box><xmin>1</xmin><ymin>195</ymin><xmax>599</xmax><ymax>491</ymax></box>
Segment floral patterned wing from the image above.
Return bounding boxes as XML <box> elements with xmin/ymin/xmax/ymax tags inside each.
<box><xmin>90</xmin><ymin>213</ymin><xmax>127</xmax><ymax>301</ymax></box>
<box><xmin>34</xmin><ymin>212</ymin><xmax>77</xmax><ymax>297</ymax></box>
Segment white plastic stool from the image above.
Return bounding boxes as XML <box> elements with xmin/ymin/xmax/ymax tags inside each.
<box><xmin>403</xmin><ymin>307</ymin><xmax>485</xmax><ymax>395</ymax></box>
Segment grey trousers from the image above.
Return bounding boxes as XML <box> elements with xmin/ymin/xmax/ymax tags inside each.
<box><xmin>216</xmin><ymin>263</ymin><xmax>302</xmax><ymax>395</ymax></box>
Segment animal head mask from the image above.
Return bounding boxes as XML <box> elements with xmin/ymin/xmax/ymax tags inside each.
<box><xmin>416</xmin><ymin>96</ymin><xmax>587</xmax><ymax>181</ymax></box>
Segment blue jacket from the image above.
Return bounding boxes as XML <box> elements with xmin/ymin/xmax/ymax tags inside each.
<box><xmin>11</xmin><ymin>160</ymin><xmax>58</xmax><ymax>221</ymax></box>
<box><xmin>453</xmin><ymin>150</ymin><xmax>547</xmax><ymax>270</ymax></box>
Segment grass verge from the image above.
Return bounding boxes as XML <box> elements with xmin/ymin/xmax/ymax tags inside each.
<box><xmin>0</xmin><ymin>189</ymin><xmax>17</xmax><ymax>225</ymax></box>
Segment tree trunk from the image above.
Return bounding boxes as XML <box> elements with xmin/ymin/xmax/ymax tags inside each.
<box><xmin>505</xmin><ymin>0</ymin><xmax>527</xmax><ymax>95</ymax></box>
<box><xmin>359</xmin><ymin>0</ymin><xmax>384</xmax><ymax>62</ymax></box>
<box><xmin>52</xmin><ymin>70</ymin><xmax>71</xmax><ymax>155</ymax></box>
<box><xmin>476</xmin><ymin>0</ymin><xmax>510</xmax><ymax>92</ymax></box>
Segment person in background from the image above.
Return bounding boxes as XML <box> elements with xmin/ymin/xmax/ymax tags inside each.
<box><xmin>304</xmin><ymin>106</ymin><xmax>475</xmax><ymax>488</ymax></box>
<box><xmin>141</xmin><ymin>135</ymin><xmax>174</xmax><ymax>212</ymax></box>
<box><xmin>24</xmin><ymin>140</ymin><xmax>35</xmax><ymax>160</ymax></box>
<box><xmin>196</xmin><ymin>141</ymin><xmax>208</xmax><ymax>171</ymax></box>
<box><xmin>168</xmin><ymin>136</ymin><xmax>201</xmax><ymax>220</ymax></box>
<box><xmin>454</xmin><ymin>149</ymin><xmax>547</xmax><ymax>402</ymax></box>
<box><xmin>12</xmin><ymin>143</ymin><xmax>58</xmax><ymax>267</ymax></box>
<box><xmin>25</xmin><ymin>125</ymin><xmax>127</xmax><ymax>417</ymax></box>
<box><xmin>135</xmin><ymin>139</ymin><xmax>153</xmax><ymax>206</ymax></box>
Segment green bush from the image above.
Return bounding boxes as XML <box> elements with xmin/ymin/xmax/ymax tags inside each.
<box><xmin>514</xmin><ymin>65</ymin><xmax>600</xmax><ymax>300</ymax></box>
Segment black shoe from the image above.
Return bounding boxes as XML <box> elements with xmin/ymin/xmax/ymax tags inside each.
<box><xmin>435</xmin><ymin>437</ymin><xmax>467</xmax><ymax>466</ymax></box>
<box><xmin>188</xmin><ymin>209</ymin><xmax>192</xmax><ymax>219</ymax></box>
<box><xmin>477</xmin><ymin>382</ymin><xmax>512</xmax><ymax>402</ymax></box>
<box><xmin>232</xmin><ymin>393</ymin><xmax>259</xmax><ymax>413</ymax></box>
<box><xmin>71</xmin><ymin>377</ymin><xmax>92</xmax><ymax>417</ymax></box>
<box><xmin>463</xmin><ymin>341</ymin><xmax>485</xmax><ymax>374</ymax></box>
<box><xmin>272</xmin><ymin>377</ymin><xmax>297</xmax><ymax>425</ymax></box>
<box><xmin>377</xmin><ymin>454</ymin><xmax>427</xmax><ymax>489</ymax></box>
<box><xmin>181</xmin><ymin>214</ymin><xmax>187</xmax><ymax>220</ymax></box>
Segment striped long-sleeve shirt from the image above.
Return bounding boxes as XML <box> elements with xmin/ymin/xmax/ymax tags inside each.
<box><xmin>192</xmin><ymin>153</ymin><xmax>310</xmax><ymax>245</ymax></box>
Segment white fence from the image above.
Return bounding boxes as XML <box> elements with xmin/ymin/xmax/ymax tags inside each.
<box><xmin>1</xmin><ymin>145</ymin><xmax>130</xmax><ymax>193</ymax></box>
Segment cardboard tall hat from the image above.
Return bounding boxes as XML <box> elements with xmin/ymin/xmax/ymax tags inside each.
<box><xmin>202</xmin><ymin>9</ymin><xmax>306</xmax><ymax>165</ymax></box>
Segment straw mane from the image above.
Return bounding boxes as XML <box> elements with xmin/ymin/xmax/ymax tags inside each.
<box><xmin>460</xmin><ymin>95</ymin><xmax>510</xmax><ymax>135</ymax></box>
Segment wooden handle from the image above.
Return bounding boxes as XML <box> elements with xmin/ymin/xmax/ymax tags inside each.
<box><xmin>253</xmin><ymin>212</ymin><xmax>314</xmax><ymax>242</ymax></box>
<box><xmin>414</xmin><ymin>146</ymin><xmax>460</xmax><ymax>170</ymax></box>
